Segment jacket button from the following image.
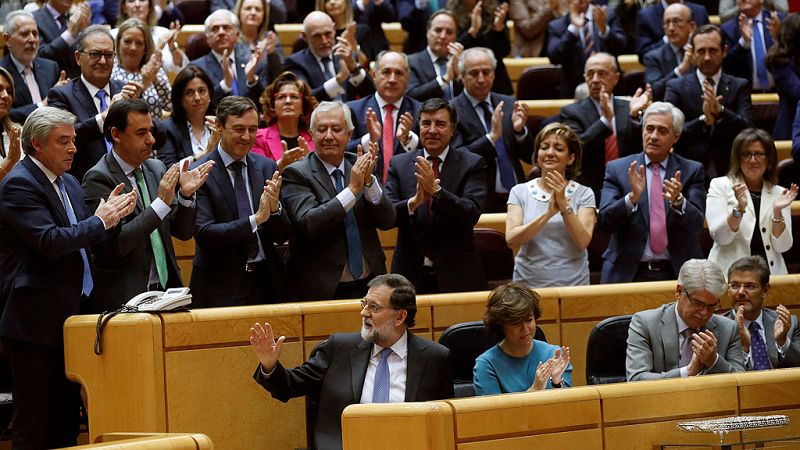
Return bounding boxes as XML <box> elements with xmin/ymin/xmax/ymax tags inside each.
<box><xmin>770</xmin><ymin>261</ymin><xmax>774</xmax><ymax>266</ymax></box>
<box><xmin>766</xmin><ymin>245</ymin><xmax>771</xmax><ymax>250</ymax></box>
<box><xmin>762</xmin><ymin>228</ymin><xmax>767</xmax><ymax>233</ymax></box>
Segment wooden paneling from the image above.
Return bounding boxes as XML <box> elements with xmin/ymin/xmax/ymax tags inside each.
<box><xmin>67</xmin><ymin>433</ymin><xmax>213</xmax><ymax>449</ymax></box>
<box><xmin>457</xmin><ymin>428</ymin><xmax>602</xmax><ymax>450</ymax></box>
<box><xmin>342</xmin><ymin>402</ymin><xmax>455</xmax><ymax>450</ymax></box>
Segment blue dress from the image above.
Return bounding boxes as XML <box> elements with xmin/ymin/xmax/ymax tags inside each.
<box><xmin>473</xmin><ymin>340</ymin><xmax>573</xmax><ymax>395</ymax></box>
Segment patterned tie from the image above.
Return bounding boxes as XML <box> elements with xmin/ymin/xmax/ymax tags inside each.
<box><xmin>372</xmin><ymin>347</ymin><xmax>393</xmax><ymax>403</ymax></box>
<box><xmin>228</xmin><ymin>58</ymin><xmax>239</xmax><ymax>96</ymax></box>
<box><xmin>55</xmin><ymin>176</ymin><xmax>94</xmax><ymax>296</ymax></box>
<box><xmin>57</xmin><ymin>14</ymin><xmax>68</xmax><ymax>32</ymax></box>
<box><xmin>332</xmin><ymin>169</ymin><xmax>364</xmax><ymax>279</ymax></box>
<box><xmin>604</xmin><ymin>131</ymin><xmax>618</xmax><ymax>163</ymax></box>
<box><xmin>435</xmin><ymin>58</ymin><xmax>452</xmax><ymax>100</ymax></box>
<box><xmin>230</xmin><ymin>161</ymin><xmax>258</xmax><ymax>260</ymax></box>
<box><xmin>381</xmin><ymin>104</ymin><xmax>394</xmax><ymax>184</ymax></box>
<box><xmin>479</xmin><ymin>101</ymin><xmax>516</xmax><ymax>190</ymax></box>
<box><xmin>680</xmin><ymin>328</ymin><xmax>697</xmax><ymax>366</ymax></box>
<box><xmin>96</xmin><ymin>90</ymin><xmax>112</xmax><ymax>151</ymax></box>
<box><xmin>748</xmin><ymin>321</ymin><xmax>772</xmax><ymax>370</ymax></box>
<box><xmin>321</xmin><ymin>56</ymin><xmax>334</xmax><ymax>80</ymax></box>
<box><xmin>23</xmin><ymin>66</ymin><xmax>43</xmax><ymax>104</ymax></box>
<box><xmin>583</xmin><ymin>21</ymin><xmax>595</xmax><ymax>56</ymax></box>
<box><xmin>648</xmin><ymin>163</ymin><xmax>668</xmax><ymax>254</ymax></box>
<box><xmin>133</xmin><ymin>168</ymin><xmax>169</xmax><ymax>288</ymax></box>
<box><xmin>752</xmin><ymin>19</ymin><xmax>769</xmax><ymax>89</ymax></box>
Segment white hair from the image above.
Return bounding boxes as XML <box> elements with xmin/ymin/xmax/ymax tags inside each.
<box><xmin>678</xmin><ymin>259</ymin><xmax>727</xmax><ymax>299</ymax></box>
<box><xmin>309</xmin><ymin>101</ymin><xmax>354</xmax><ymax>133</ymax></box>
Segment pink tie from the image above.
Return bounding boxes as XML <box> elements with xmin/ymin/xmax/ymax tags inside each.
<box><xmin>24</xmin><ymin>66</ymin><xmax>42</xmax><ymax>104</ymax></box>
<box><xmin>649</xmin><ymin>163</ymin><xmax>668</xmax><ymax>254</ymax></box>
<box><xmin>381</xmin><ymin>104</ymin><xmax>395</xmax><ymax>184</ymax></box>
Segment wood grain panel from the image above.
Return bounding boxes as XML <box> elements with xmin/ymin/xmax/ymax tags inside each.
<box><xmin>560</xmin><ymin>321</ymin><xmax>597</xmax><ymax>386</ymax></box>
<box><xmin>342</xmin><ymin>403</ymin><xmax>455</xmax><ymax>450</ymax></box>
<box><xmin>559</xmin><ymin>281</ymin><xmax>675</xmax><ymax>320</ymax></box>
<box><xmin>603</xmin><ymin>418</ymin><xmax>740</xmax><ymax>450</ymax></box>
<box><xmin>457</xmin><ymin>428</ymin><xmax>602</xmax><ymax>450</ymax></box>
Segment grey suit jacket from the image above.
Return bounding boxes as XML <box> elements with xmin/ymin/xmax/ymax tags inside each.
<box><xmin>722</xmin><ymin>308</ymin><xmax>800</xmax><ymax>370</ymax></box>
<box><xmin>626</xmin><ymin>303</ymin><xmax>746</xmax><ymax>381</ymax></box>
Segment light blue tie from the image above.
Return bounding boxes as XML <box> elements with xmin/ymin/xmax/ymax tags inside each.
<box><xmin>752</xmin><ymin>19</ymin><xmax>769</xmax><ymax>89</ymax></box>
<box><xmin>332</xmin><ymin>169</ymin><xmax>364</xmax><ymax>279</ymax></box>
<box><xmin>479</xmin><ymin>101</ymin><xmax>517</xmax><ymax>190</ymax></box>
<box><xmin>96</xmin><ymin>90</ymin><xmax>112</xmax><ymax>152</ymax></box>
<box><xmin>372</xmin><ymin>347</ymin><xmax>392</xmax><ymax>403</ymax></box>
<box><xmin>55</xmin><ymin>176</ymin><xmax>94</xmax><ymax>296</ymax></box>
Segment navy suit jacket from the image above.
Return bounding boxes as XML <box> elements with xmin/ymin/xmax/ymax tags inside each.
<box><xmin>32</xmin><ymin>7</ymin><xmax>80</xmax><ymax>78</ymax></box>
<box><xmin>191</xmin><ymin>149</ymin><xmax>291</xmax><ymax>307</ymax></box>
<box><xmin>189</xmin><ymin>43</ymin><xmax>278</xmax><ymax>107</ymax></box>
<box><xmin>0</xmin><ymin>157</ymin><xmax>110</xmax><ymax>347</ymax></box>
<box><xmin>634</xmin><ymin>1</ymin><xmax>709</xmax><ymax>61</ymax></box>
<box><xmin>721</xmin><ymin>12</ymin><xmax>786</xmax><ymax>86</ymax></box>
<box><xmin>0</xmin><ymin>54</ymin><xmax>60</xmax><ymax>124</ymax></box>
<box><xmin>643</xmin><ymin>43</ymin><xmax>685</xmax><ymax>101</ymax></box>
<box><xmin>81</xmin><ymin>154</ymin><xmax>195</xmax><ymax>313</ymax></box>
<box><xmin>405</xmin><ymin>49</ymin><xmax>464</xmax><ymax>102</ymax></box>
<box><xmin>396</xmin><ymin>0</ymin><xmax>432</xmax><ymax>54</ymax></box>
<box><xmin>664</xmin><ymin>72</ymin><xmax>752</xmax><ymax>177</ymax></box>
<box><xmin>46</xmin><ymin>78</ymin><xmax>124</xmax><ymax>182</ymax></box>
<box><xmin>345</xmin><ymin>95</ymin><xmax>421</xmax><ymax>181</ymax></box>
<box><xmin>597</xmin><ymin>152</ymin><xmax>706</xmax><ymax>283</ymax></box>
<box><xmin>770</xmin><ymin>62</ymin><xmax>800</xmax><ymax>140</ymax></box>
<box><xmin>546</xmin><ymin>10</ymin><xmax>627</xmax><ymax>98</ymax></box>
<box><xmin>283</xmin><ymin>48</ymin><xmax>376</xmax><ymax>102</ymax></box>
<box><xmin>793</xmin><ymin>101</ymin><xmax>800</xmax><ymax>163</ymax></box>
<box><xmin>156</xmin><ymin>117</ymin><xmax>195</xmax><ymax>166</ymax></box>
<box><xmin>385</xmin><ymin>148</ymin><xmax>488</xmax><ymax>292</ymax></box>
<box><xmin>559</xmin><ymin>97</ymin><xmax>643</xmax><ymax>204</ymax></box>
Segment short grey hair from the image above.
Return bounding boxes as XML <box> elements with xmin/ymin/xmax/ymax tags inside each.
<box><xmin>309</xmin><ymin>101</ymin><xmax>354</xmax><ymax>133</ymax></box>
<box><xmin>643</xmin><ymin>101</ymin><xmax>685</xmax><ymax>135</ymax></box>
<box><xmin>22</xmin><ymin>107</ymin><xmax>76</xmax><ymax>155</ymax></box>
<box><xmin>77</xmin><ymin>25</ymin><xmax>115</xmax><ymax>52</ymax></box>
<box><xmin>458</xmin><ymin>47</ymin><xmax>497</xmax><ymax>76</ymax></box>
<box><xmin>678</xmin><ymin>259</ymin><xmax>727</xmax><ymax>299</ymax></box>
<box><xmin>204</xmin><ymin>9</ymin><xmax>240</xmax><ymax>32</ymax></box>
<box><xmin>585</xmin><ymin>51</ymin><xmax>619</xmax><ymax>73</ymax></box>
<box><xmin>375</xmin><ymin>50</ymin><xmax>409</xmax><ymax>74</ymax></box>
<box><xmin>4</xmin><ymin>10</ymin><xmax>35</xmax><ymax>35</ymax></box>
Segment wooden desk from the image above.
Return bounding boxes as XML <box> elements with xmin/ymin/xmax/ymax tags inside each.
<box><xmin>66</xmin><ymin>433</ymin><xmax>213</xmax><ymax>449</ymax></box>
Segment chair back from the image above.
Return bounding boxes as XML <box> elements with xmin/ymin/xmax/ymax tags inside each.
<box><xmin>517</xmin><ymin>66</ymin><xmax>563</xmax><ymax>100</ymax></box>
<box><xmin>175</xmin><ymin>0</ymin><xmax>210</xmax><ymax>29</ymax></box>
<box><xmin>585</xmin><ymin>315</ymin><xmax>632</xmax><ymax>385</ymax></box>
<box><xmin>473</xmin><ymin>228</ymin><xmax>514</xmax><ymax>289</ymax></box>
<box><xmin>614</xmin><ymin>70</ymin><xmax>645</xmax><ymax>97</ymax></box>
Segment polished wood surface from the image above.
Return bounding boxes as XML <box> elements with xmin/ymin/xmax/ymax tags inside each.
<box><xmin>65</xmin><ymin>433</ymin><xmax>213</xmax><ymax>449</ymax></box>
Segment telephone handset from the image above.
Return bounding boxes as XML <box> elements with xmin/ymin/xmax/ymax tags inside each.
<box><xmin>126</xmin><ymin>287</ymin><xmax>192</xmax><ymax>311</ymax></box>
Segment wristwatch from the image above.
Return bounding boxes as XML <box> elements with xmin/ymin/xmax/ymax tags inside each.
<box><xmin>732</xmin><ymin>208</ymin><xmax>745</xmax><ymax>218</ymax></box>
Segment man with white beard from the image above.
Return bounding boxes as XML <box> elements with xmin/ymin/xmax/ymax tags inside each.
<box><xmin>248</xmin><ymin>274</ymin><xmax>453</xmax><ymax>450</ymax></box>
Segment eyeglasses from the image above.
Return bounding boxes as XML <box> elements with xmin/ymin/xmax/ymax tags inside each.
<box><xmin>584</xmin><ymin>69</ymin><xmax>613</xmax><ymax>79</ymax></box>
<box><xmin>663</xmin><ymin>18</ymin><xmax>686</xmax><ymax>27</ymax></box>
<box><xmin>741</xmin><ymin>152</ymin><xmax>766</xmax><ymax>161</ymax></box>
<box><xmin>274</xmin><ymin>93</ymin><xmax>301</xmax><ymax>102</ymax></box>
<box><xmin>360</xmin><ymin>299</ymin><xmax>394</xmax><ymax>314</ymax></box>
<box><xmin>728</xmin><ymin>282</ymin><xmax>761</xmax><ymax>292</ymax></box>
<box><xmin>684</xmin><ymin>292</ymin><xmax>721</xmax><ymax>312</ymax></box>
<box><xmin>79</xmin><ymin>51</ymin><xmax>116</xmax><ymax>62</ymax></box>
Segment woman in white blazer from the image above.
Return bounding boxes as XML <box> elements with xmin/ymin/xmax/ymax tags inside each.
<box><xmin>707</xmin><ymin>128</ymin><xmax>798</xmax><ymax>276</ymax></box>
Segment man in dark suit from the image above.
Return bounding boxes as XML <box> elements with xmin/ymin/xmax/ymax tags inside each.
<box><xmin>33</xmin><ymin>0</ymin><xmax>91</xmax><ymax>78</ymax></box>
<box><xmin>635</xmin><ymin>0</ymin><xmax>709</xmax><ymax>62</ymax></box>
<box><xmin>546</xmin><ymin>0</ymin><xmax>627</xmax><ymax>98</ymax></box>
<box><xmin>405</xmin><ymin>10</ymin><xmax>464</xmax><ymax>102</ymax></box>
<box><xmin>346</xmin><ymin>51</ymin><xmax>421</xmax><ymax>185</ymax></box>
<box><xmin>665</xmin><ymin>24</ymin><xmax>753</xmax><ymax>179</ymax></box>
<box><xmin>284</xmin><ymin>11</ymin><xmax>375</xmax><ymax>103</ymax></box>
<box><xmin>598</xmin><ymin>102</ymin><xmax>706</xmax><ymax>283</ymax></box>
<box><xmin>281</xmin><ymin>101</ymin><xmax>396</xmax><ymax>301</ymax></box>
<box><xmin>1</xmin><ymin>10</ymin><xmax>64</xmax><ymax>124</ymax></box>
<box><xmin>47</xmin><ymin>25</ymin><xmax>141</xmax><ymax>182</ymax></box>
<box><xmin>626</xmin><ymin>259</ymin><xmax>746</xmax><ymax>381</ymax></box>
<box><xmin>189</xmin><ymin>10</ymin><xmax>281</xmax><ymax>106</ymax></box>
<box><xmin>721</xmin><ymin>0</ymin><xmax>785</xmax><ymax>90</ymax></box>
<box><xmin>250</xmin><ymin>274</ymin><xmax>453</xmax><ymax>450</ymax></box>
<box><xmin>191</xmin><ymin>96</ymin><xmax>291</xmax><ymax>307</ymax></box>
<box><xmin>559</xmin><ymin>52</ymin><xmax>649</xmax><ymax>204</ymax></box>
<box><xmin>450</xmin><ymin>47</ymin><xmax>533</xmax><ymax>212</ymax></box>
<box><xmin>385</xmin><ymin>98</ymin><xmax>488</xmax><ymax>293</ymax></box>
<box><xmin>81</xmin><ymin>99</ymin><xmax>214</xmax><ymax>313</ymax></box>
<box><xmin>643</xmin><ymin>3</ymin><xmax>697</xmax><ymax>100</ymax></box>
<box><xmin>723</xmin><ymin>256</ymin><xmax>800</xmax><ymax>370</ymax></box>
<box><xmin>0</xmin><ymin>107</ymin><xmax>135</xmax><ymax>449</ymax></box>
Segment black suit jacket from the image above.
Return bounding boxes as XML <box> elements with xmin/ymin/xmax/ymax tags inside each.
<box><xmin>450</xmin><ymin>91</ymin><xmax>533</xmax><ymax>211</ymax></box>
<box><xmin>0</xmin><ymin>157</ymin><xmax>110</xmax><ymax>347</ymax></box>
<box><xmin>664</xmin><ymin>72</ymin><xmax>753</xmax><ymax>177</ymax></box>
<box><xmin>396</xmin><ymin>0</ymin><xmax>432</xmax><ymax>54</ymax></box>
<box><xmin>643</xmin><ymin>43</ymin><xmax>685</xmax><ymax>101</ymax></box>
<box><xmin>385</xmin><ymin>148</ymin><xmax>488</xmax><ymax>292</ymax></box>
<box><xmin>32</xmin><ymin>7</ymin><xmax>80</xmax><ymax>78</ymax></box>
<box><xmin>253</xmin><ymin>331</ymin><xmax>454</xmax><ymax>450</ymax></box>
<box><xmin>189</xmin><ymin>43</ymin><xmax>279</xmax><ymax>107</ymax></box>
<box><xmin>634</xmin><ymin>1</ymin><xmax>709</xmax><ymax>61</ymax></box>
<box><xmin>0</xmin><ymin>54</ymin><xmax>60</xmax><ymax>124</ymax></box>
<box><xmin>559</xmin><ymin>96</ymin><xmax>642</xmax><ymax>203</ymax></box>
<box><xmin>157</xmin><ymin>117</ymin><xmax>195</xmax><ymax>166</ymax></box>
<box><xmin>191</xmin><ymin>149</ymin><xmax>291</xmax><ymax>307</ymax></box>
<box><xmin>457</xmin><ymin>27</ymin><xmax>514</xmax><ymax>95</ymax></box>
<box><xmin>81</xmin><ymin>154</ymin><xmax>195</xmax><ymax>313</ymax></box>
<box><xmin>721</xmin><ymin>12</ymin><xmax>785</xmax><ymax>86</ymax></box>
<box><xmin>46</xmin><ymin>78</ymin><xmax>124</xmax><ymax>182</ymax></box>
<box><xmin>405</xmin><ymin>49</ymin><xmax>464</xmax><ymax>102</ymax></box>
<box><xmin>283</xmin><ymin>48</ymin><xmax>376</xmax><ymax>102</ymax></box>
<box><xmin>281</xmin><ymin>152</ymin><xmax>396</xmax><ymax>301</ymax></box>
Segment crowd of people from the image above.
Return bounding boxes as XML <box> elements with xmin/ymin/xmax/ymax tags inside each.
<box><xmin>0</xmin><ymin>0</ymin><xmax>800</xmax><ymax>448</ymax></box>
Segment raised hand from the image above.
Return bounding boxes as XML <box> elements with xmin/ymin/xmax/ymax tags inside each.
<box><xmin>363</xmin><ymin>141</ymin><xmax>379</xmax><ymax>181</ymax></box>
<box><xmin>735</xmin><ymin>304</ymin><xmax>751</xmax><ymax>353</ymax></box>
<box><xmin>629</xmin><ymin>85</ymin><xmax>652</xmax><ymax>118</ymax></box>
<box><xmin>511</xmin><ymin>101</ymin><xmax>528</xmax><ymax>133</ymax></box>
<box><xmin>55</xmin><ymin>70</ymin><xmax>69</xmax><ymax>88</ymax></box>
<box><xmin>260</xmin><ymin>31</ymin><xmax>278</xmax><ymax>55</ymax></box>
<box><xmin>530</xmin><ymin>359</ymin><xmax>554</xmax><ymax>391</ymax></box>
<box><xmin>445</xmin><ymin>42</ymin><xmax>464</xmax><ymax>83</ymax></box>
<box><xmin>95</xmin><ymin>183</ymin><xmax>137</xmax><ymax>229</ymax></box>
<box><xmin>493</xmin><ymin>2</ymin><xmax>508</xmax><ymax>32</ymax></box>
<box><xmin>250</xmin><ymin>322</ymin><xmax>285</xmax><ymax>373</ymax></box>
<box><xmin>396</xmin><ymin>111</ymin><xmax>413</xmax><ymax>145</ymax></box>
<box><xmin>414</xmin><ymin>155</ymin><xmax>440</xmax><ymax>196</ymax></box>
<box><xmin>662</xmin><ymin>170</ymin><xmax>682</xmax><ymax>205</ymax></box>
<box><xmin>140</xmin><ymin>52</ymin><xmax>163</xmax><ymax>89</ymax></box>
<box><xmin>627</xmin><ymin>161</ymin><xmax>646</xmax><ymax>204</ymax></box>
<box><xmin>245</xmin><ymin>46</ymin><xmax>265</xmax><ymax>83</ymax></box>
<box><xmin>277</xmin><ymin>138</ymin><xmax>309</xmax><ymax>171</ymax></box>
<box><xmin>692</xmin><ymin>330</ymin><xmax>718</xmax><ymax>369</ymax></box>
<box><xmin>5</xmin><ymin>125</ymin><xmax>21</xmax><ymax>166</ymax></box>
<box><xmin>738</xmin><ymin>12</ymin><xmax>753</xmax><ymax>43</ymax></box>
<box><xmin>550</xmin><ymin>347</ymin><xmax>571</xmax><ymax>386</ymax></box>
<box><xmin>592</xmin><ymin>5</ymin><xmax>608</xmax><ymax>34</ymax></box>
<box><xmin>568</xmin><ymin>0</ymin><xmax>585</xmax><ymax>28</ymax></box>
<box><xmin>599</xmin><ymin>86</ymin><xmax>613</xmax><ymax>121</ymax></box>
<box><xmin>348</xmin><ymin>144</ymin><xmax>372</xmax><ymax>194</ymax></box>
<box><xmin>179</xmin><ymin>159</ymin><xmax>214</xmax><ymax>196</ymax></box>
<box><xmin>732</xmin><ymin>182</ymin><xmax>748</xmax><ymax>211</ymax></box>
<box><xmin>157</xmin><ymin>163</ymin><xmax>181</xmax><ymax>204</ymax></box>
<box><xmin>543</xmin><ymin>170</ymin><xmax>569</xmax><ymax>212</ymax></box>
<box><xmin>773</xmin><ymin>183</ymin><xmax>798</xmax><ymax>210</ymax></box>
<box><xmin>221</xmin><ymin>48</ymin><xmax>234</xmax><ymax>90</ymax></box>
<box><xmin>677</xmin><ymin>43</ymin><xmax>693</xmax><ymax>75</ymax></box>
<box><xmin>407</xmin><ymin>179</ymin><xmax>428</xmax><ymax>213</ymax></box>
<box><xmin>469</xmin><ymin>0</ymin><xmax>483</xmax><ymax>36</ymax></box>
<box><xmin>366</xmin><ymin>107</ymin><xmax>382</xmax><ymax>143</ymax></box>
<box><xmin>489</xmin><ymin>101</ymin><xmax>504</xmax><ymax>143</ymax></box>
<box><xmin>774</xmin><ymin>304</ymin><xmax>792</xmax><ymax>347</ymax></box>
<box><xmin>768</xmin><ymin>11</ymin><xmax>781</xmax><ymax>40</ymax></box>
<box><xmin>265</xmin><ymin>170</ymin><xmax>282</xmax><ymax>213</ymax></box>
<box><xmin>201</xmin><ymin>116</ymin><xmax>223</xmax><ymax>157</ymax></box>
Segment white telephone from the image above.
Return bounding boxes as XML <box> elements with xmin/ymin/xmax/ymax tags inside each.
<box><xmin>125</xmin><ymin>287</ymin><xmax>192</xmax><ymax>311</ymax></box>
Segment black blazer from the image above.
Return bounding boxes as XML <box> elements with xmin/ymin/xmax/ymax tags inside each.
<box><xmin>157</xmin><ymin>117</ymin><xmax>194</xmax><ymax>166</ymax></box>
<box><xmin>189</xmin><ymin>43</ymin><xmax>279</xmax><ymax>107</ymax></box>
<box><xmin>46</xmin><ymin>78</ymin><xmax>125</xmax><ymax>182</ymax></box>
<box><xmin>634</xmin><ymin>1</ymin><xmax>709</xmax><ymax>61</ymax></box>
<box><xmin>643</xmin><ymin>43</ymin><xmax>684</xmax><ymax>101</ymax></box>
<box><xmin>664</xmin><ymin>72</ymin><xmax>753</xmax><ymax>177</ymax></box>
<box><xmin>283</xmin><ymin>48</ymin><xmax>376</xmax><ymax>102</ymax></box>
<box><xmin>254</xmin><ymin>331</ymin><xmax>454</xmax><ymax>450</ymax></box>
<box><xmin>32</xmin><ymin>7</ymin><xmax>80</xmax><ymax>78</ymax></box>
<box><xmin>191</xmin><ymin>149</ymin><xmax>291</xmax><ymax>307</ymax></box>
<box><xmin>81</xmin><ymin>154</ymin><xmax>195</xmax><ymax>313</ymax></box>
<box><xmin>0</xmin><ymin>54</ymin><xmax>60</xmax><ymax>124</ymax></box>
<box><xmin>385</xmin><ymin>148</ymin><xmax>488</xmax><ymax>292</ymax></box>
<box><xmin>559</xmin><ymin>96</ymin><xmax>643</xmax><ymax>203</ymax></box>
<box><xmin>405</xmin><ymin>49</ymin><xmax>464</xmax><ymax>102</ymax></box>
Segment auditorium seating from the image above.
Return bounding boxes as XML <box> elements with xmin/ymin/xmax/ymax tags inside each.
<box><xmin>585</xmin><ymin>315</ymin><xmax>632</xmax><ymax>385</ymax></box>
<box><xmin>516</xmin><ymin>66</ymin><xmax>564</xmax><ymax>100</ymax></box>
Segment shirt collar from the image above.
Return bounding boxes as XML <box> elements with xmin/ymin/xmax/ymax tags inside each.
<box><xmin>644</xmin><ymin>152</ymin><xmax>669</xmax><ymax>170</ymax></box>
<box><xmin>375</xmin><ymin>93</ymin><xmax>403</xmax><ymax>112</ymax></box>
<box><xmin>219</xmin><ymin>146</ymin><xmax>246</xmax><ymax>167</ymax></box>
<box><xmin>371</xmin><ymin>329</ymin><xmax>408</xmax><ymax>360</ymax></box>
<box><xmin>465</xmin><ymin>90</ymin><xmax>490</xmax><ymax>108</ymax></box>
<box><xmin>742</xmin><ymin>310</ymin><xmax>765</xmax><ymax>330</ymax></box>
<box><xmin>695</xmin><ymin>69</ymin><xmax>722</xmax><ymax>89</ymax></box>
<box><xmin>81</xmin><ymin>75</ymin><xmax>110</xmax><ymax>98</ymax></box>
<box><xmin>45</xmin><ymin>3</ymin><xmax>64</xmax><ymax>20</ymax></box>
<box><xmin>111</xmin><ymin>150</ymin><xmax>137</xmax><ymax>175</ymax></box>
<box><xmin>211</xmin><ymin>49</ymin><xmax>235</xmax><ymax>67</ymax></box>
<box><xmin>426</xmin><ymin>46</ymin><xmax>446</xmax><ymax>64</ymax></box>
<box><xmin>674</xmin><ymin>303</ymin><xmax>693</xmax><ymax>334</ymax></box>
<box><xmin>423</xmin><ymin>146</ymin><xmax>450</xmax><ymax>163</ymax></box>
<box><xmin>9</xmin><ymin>54</ymin><xmax>28</xmax><ymax>74</ymax></box>
<box><xmin>29</xmin><ymin>155</ymin><xmax>58</xmax><ymax>183</ymax></box>
<box><xmin>321</xmin><ymin>156</ymin><xmax>346</xmax><ymax>176</ymax></box>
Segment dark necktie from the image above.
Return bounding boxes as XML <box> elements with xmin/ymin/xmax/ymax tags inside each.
<box><xmin>680</xmin><ymin>328</ymin><xmax>697</xmax><ymax>366</ymax></box>
<box><xmin>752</xmin><ymin>19</ymin><xmax>769</xmax><ymax>89</ymax></box>
<box><xmin>372</xmin><ymin>347</ymin><xmax>392</xmax><ymax>403</ymax></box>
<box><xmin>748</xmin><ymin>321</ymin><xmax>772</xmax><ymax>370</ymax></box>
<box><xmin>435</xmin><ymin>58</ymin><xmax>452</xmax><ymax>99</ymax></box>
<box><xmin>478</xmin><ymin>101</ymin><xmax>516</xmax><ymax>190</ymax></box>
<box><xmin>582</xmin><ymin>21</ymin><xmax>595</xmax><ymax>56</ymax></box>
<box><xmin>229</xmin><ymin>161</ymin><xmax>258</xmax><ymax>260</ymax></box>
<box><xmin>133</xmin><ymin>169</ymin><xmax>168</xmax><ymax>288</ymax></box>
<box><xmin>55</xmin><ymin>176</ymin><xmax>94</xmax><ymax>296</ymax></box>
<box><xmin>57</xmin><ymin>14</ymin><xmax>68</xmax><ymax>32</ymax></box>
<box><xmin>321</xmin><ymin>56</ymin><xmax>334</xmax><ymax>80</ymax></box>
<box><xmin>332</xmin><ymin>169</ymin><xmax>364</xmax><ymax>279</ymax></box>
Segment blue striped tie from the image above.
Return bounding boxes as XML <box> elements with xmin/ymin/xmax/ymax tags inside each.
<box><xmin>372</xmin><ymin>347</ymin><xmax>392</xmax><ymax>403</ymax></box>
<box><xmin>55</xmin><ymin>176</ymin><xmax>94</xmax><ymax>296</ymax></box>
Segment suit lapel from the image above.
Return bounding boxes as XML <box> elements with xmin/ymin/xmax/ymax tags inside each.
<box><xmin>661</xmin><ymin>304</ymin><xmax>681</xmax><ymax>370</ymax></box>
<box><xmin>351</xmin><ymin>339</ymin><xmax>371</xmax><ymax>403</ymax></box>
<box><xmin>421</xmin><ymin>54</ymin><xmax>437</xmax><ymax>81</ymax></box>
<box><xmin>246</xmin><ymin>153</ymin><xmax>263</xmax><ymax>213</ymax></box>
<box><xmin>304</xmin><ymin>50</ymin><xmax>326</xmax><ymax>86</ymax></box>
<box><xmin>22</xmin><ymin>158</ymin><xmax>70</xmax><ymax>225</ymax></box>
<box><xmin>457</xmin><ymin>94</ymin><xmax>485</xmax><ymax>137</ymax></box>
<box><xmin>405</xmin><ymin>333</ymin><xmax>426</xmax><ymax>401</ymax></box>
<box><xmin>33</xmin><ymin>59</ymin><xmax>52</xmax><ymax>94</ymax></box>
<box><xmin>105</xmin><ymin>153</ymin><xmax>141</xmax><ymax>211</ymax></box>
<box><xmin>5</xmin><ymin>57</ymin><xmax>31</xmax><ymax>104</ymax></box>
<box><xmin>208</xmin><ymin>150</ymin><xmax>238</xmax><ymax>214</ymax></box>
<box><xmin>74</xmin><ymin>80</ymin><xmax>100</xmax><ymax>115</ymax></box>
<box><xmin>640</xmin><ymin>153</ymin><xmax>651</xmax><ymax>226</ymax></box>
<box><xmin>718</xmin><ymin>74</ymin><xmax>733</xmax><ymax>106</ymax></box>
<box><xmin>176</xmin><ymin>120</ymin><xmax>193</xmax><ymax>160</ymax></box>
<box><xmin>438</xmin><ymin>147</ymin><xmax>459</xmax><ymax>193</ymax></box>
<box><xmin>234</xmin><ymin>45</ymin><xmax>249</xmax><ymax>96</ymax></box>
<box><xmin>762</xmin><ymin>309</ymin><xmax>780</xmax><ymax>367</ymax></box>
<box><xmin>309</xmin><ymin>153</ymin><xmax>338</xmax><ymax>198</ymax></box>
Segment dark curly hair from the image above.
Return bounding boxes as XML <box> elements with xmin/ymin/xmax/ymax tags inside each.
<box><xmin>259</xmin><ymin>71</ymin><xmax>317</xmax><ymax>130</ymax></box>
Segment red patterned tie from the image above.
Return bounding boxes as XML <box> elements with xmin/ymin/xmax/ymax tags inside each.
<box><xmin>649</xmin><ymin>163</ymin><xmax>668</xmax><ymax>254</ymax></box>
<box><xmin>382</xmin><ymin>104</ymin><xmax>395</xmax><ymax>184</ymax></box>
<box><xmin>604</xmin><ymin>132</ymin><xmax>618</xmax><ymax>163</ymax></box>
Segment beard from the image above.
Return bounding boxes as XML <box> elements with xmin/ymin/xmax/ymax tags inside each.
<box><xmin>360</xmin><ymin>318</ymin><xmax>394</xmax><ymax>344</ymax></box>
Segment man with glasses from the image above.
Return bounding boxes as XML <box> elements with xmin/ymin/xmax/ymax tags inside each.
<box><xmin>634</xmin><ymin>0</ymin><xmax>708</xmax><ymax>63</ymax></box>
<box><xmin>626</xmin><ymin>259</ymin><xmax>745</xmax><ymax>381</ymax></box>
<box><xmin>47</xmin><ymin>25</ymin><xmax>142</xmax><ymax>181</ymax></box>
<box><xmin>249</xmin><ymin>274</ymin><xmax>453</xmax><ymax>450</ymax></box>
<box><xmin>643</xmin><ymin>3</ymin><xmax>698</xmax><ymax>101</ymax></box>
<box><xmin>722</xmin><ymin>256</ymin><xmax>800</xmax><ymax>370</ymax></box>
